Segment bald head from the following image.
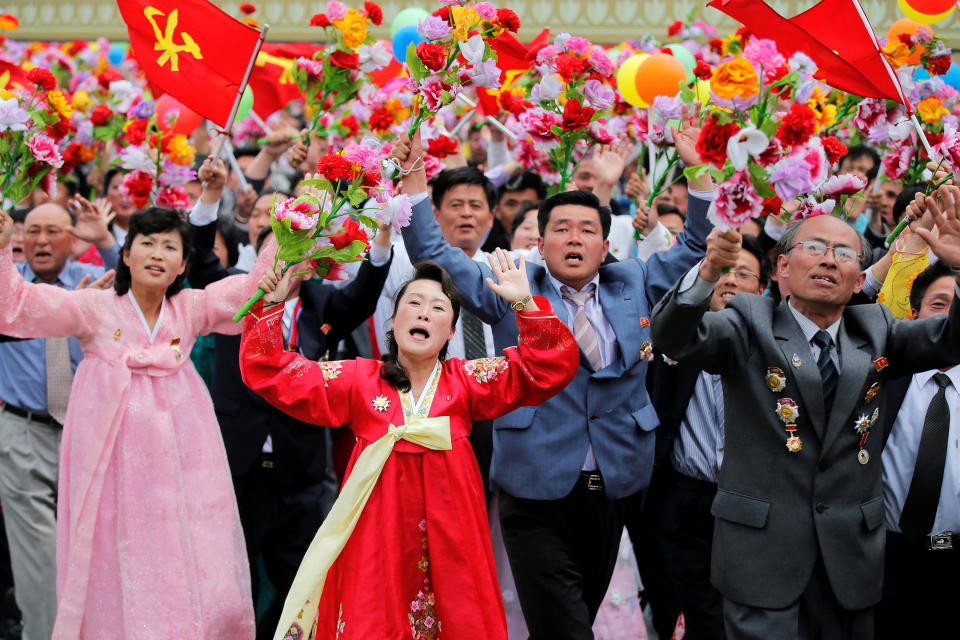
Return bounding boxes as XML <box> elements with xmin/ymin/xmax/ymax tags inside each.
<box><xmin>24</xmin><ymin>203</ymin><xmax>74</xmax><ymax>282</ymax></box>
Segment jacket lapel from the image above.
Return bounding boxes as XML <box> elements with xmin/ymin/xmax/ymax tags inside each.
<box><xmin>820</xmin><ymin>319</ymin><xmax>871</xmax><ymax>455</ymax></box>
<box><xmin>596</xmin><ymin>277</ymin><xmax>634</xmax><ymax>376</ymax></box>
<box><xmin>774</xmin><ymin>303</ymin><xmax>827</xmax><ymax>441</ymax></box>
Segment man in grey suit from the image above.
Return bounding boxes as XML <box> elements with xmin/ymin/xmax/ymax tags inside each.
<box><xmin>650</xmin><ymin>185</ymin><xmax>960</xmax><ymax>639</ymax></box>
<box><xmin>390</xmin><ymin>113</ymin><xmax>713</xmax><ymax>639</ymax></box>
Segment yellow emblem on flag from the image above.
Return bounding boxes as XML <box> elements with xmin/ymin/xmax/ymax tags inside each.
<box><xmin>255</xmin><ymin>51</ymin><xmax>295</xmax><ymax>85</ymax></box>
<box><xmin>144</xmin><ymin>6</ymin><xmax>203</xmax><ymax>72</ymax></box>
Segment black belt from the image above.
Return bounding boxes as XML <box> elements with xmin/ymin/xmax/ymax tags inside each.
<box><xmin>577</xmin><ymin>471</ymin><xmax>605</xmax><ymax>492</ymax></box>
<box><xmin>889</xmin><ymin>530</ymin><xmax>959</xmax><ymax>552</ymax></box>
<box><xmin>0</xmin><ymin>404</ymin><xmax>61</xmax><ymax>428</ymax></box>
<box><xmin>672</xmin><ymin>471</ymin><xmax>718</xmax><ymax>497</ymax></box>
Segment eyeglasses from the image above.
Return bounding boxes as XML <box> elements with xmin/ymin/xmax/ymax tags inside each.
<box><xmin>789</xmin><ymin>239</ymin><xmax>861</xmax><ymax>265</ymax></box>
<box><xmin>731</xmin><ymin>269</ymin><xmax>760</xmax><ymax>282</ymax></box>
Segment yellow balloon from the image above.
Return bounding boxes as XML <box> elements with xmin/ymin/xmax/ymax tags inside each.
<box><xmin>898</xmin><ymin>0</ymin><xmax>955</xmax><ymax>24</ymax></box>
<box><xmin>694</xmin><ymin>79</ymin><xmax>712</xmax><ymax>104</ymax></box>
<box><xmin>617</xmin><ymin>53</ymin><xmax>649</xmax><ymax>108</ymax></box>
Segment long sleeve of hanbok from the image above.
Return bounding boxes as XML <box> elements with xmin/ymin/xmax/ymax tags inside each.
<box><xmin>239</xmin><ymin>301</ymin><xmax>355</xmax><ymax>427</ymax></box>
<box><xmin>184</xmin><ymin>237</ymin><xmax>278</xmax><ymax>337</ymax></box>
<box><xmin>460</xmin><ymin>298</ymin><xmax>579</xmax><ymax>421</ymax></box>
<box><xmin>0</xmin><ymin>244</ymin><xmax>95</xmax><ymax>339</ymax></box>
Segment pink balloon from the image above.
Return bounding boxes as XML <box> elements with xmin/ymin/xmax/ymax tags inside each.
<box><xmin>154</xmin><ymin>94</ymin><xmax>203</xmax><ymax>135</ymax></box>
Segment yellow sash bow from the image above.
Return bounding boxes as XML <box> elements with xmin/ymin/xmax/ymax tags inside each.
<box><xmin>273</xmin><ymin>415</ymin><xmax>452</xmax><ymax>640</ymax></box>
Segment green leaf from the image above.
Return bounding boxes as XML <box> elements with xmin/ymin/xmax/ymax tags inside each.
<box><xmin>683</xmin><ymin>164</ymin><xmax>711</xmax><ymax>182</ymax></box>
<box><xmin>349</xmin><ymin>189</ymin><xmax>368</xmax><ymax>208</ymax></box>
<box><xmin>355</xmin><ymin>214</ymin><xmax>379</xmax><ymax>231</ymax></box>
<box><xmin>406</xmin><ymin>43</ymin><xmax>428</xmax><ymax>82</ymax></box>
<box><xmin>748</xmin><ymin>163</ymin><xmax>774</xmax><ymax>198</ymax></box>
<box><xmin>550</xmin><ymin>125</ymin><xmax>564</xmax><ymax>136</ymax></box>
<box><xmin>759</xmin><ymin>118</ymin><xmax>778</xmax><ymax>139</ymax></box>
<box><xmin>678</xmin><ymin>83</ymin><xmax>696</xmax><ymax>103</ymax></box>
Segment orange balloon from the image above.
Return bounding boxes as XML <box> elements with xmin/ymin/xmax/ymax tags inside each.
<box><xmin>634</xmin><ymin>53</ymin><xmax>688</xmax><ymax>105</ymax></box>
<box><xmin>887</xmin><ymin>17</ymin><xmax>929</xmax><ymax>64</ymax></box>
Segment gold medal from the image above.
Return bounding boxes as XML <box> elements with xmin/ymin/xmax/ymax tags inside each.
<box><xmin>792</xmin><ymin>354</ymin><xmax>802</xmax><ymax>368</ymax></box>
<box><xmin>864</xmin><ymin>381</ymin><xmax>879</xmax><ymax>404</ymax></box>
<box><xmin>639</xmin><ymin>341</ymin><xmax>653</xmax><ymax>360</ymax></box>
<box><xmin>776</xmin><ymin>398</ymin><xmax>799</xmax><ymax>423</ymax></box>
<box><xmin>372</xmin><ymin>395</ymin><xmax>391</xmax><ymax>412</ymax></box>
<box><xmin>785</xmin><ymin>425</ymin><xmax>803</xmax><ymax>453</ymax></box>
<box><xmin>766</xmin><ymin>367</ymin><xmax>786</xmax><ymax>392</ymax></box>
<box><xmin>858</xmin><ymin>449</ymin><xmax>869</xmax><ymax>464</ymax></box>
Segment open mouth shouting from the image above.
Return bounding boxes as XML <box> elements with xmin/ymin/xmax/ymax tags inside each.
<box><xmin>564</xmin><ymin>250</ymin><xmax>584</xmax><ymax>265</ymax></box>
<box><xmin>409</xmin><ymin>326</ymin><xmax>431</xmax><ymax>342</ymax></box>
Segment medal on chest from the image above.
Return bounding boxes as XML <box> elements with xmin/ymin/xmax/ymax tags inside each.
<box><xmin>852</xmin><ymin>408</ymin><xmax>878</xmax><ymax>464</ymax></box>
<box><xmin>776</xmin><ymin>398</ymin><xmax>802</xmax><ymax>453</ymax></box>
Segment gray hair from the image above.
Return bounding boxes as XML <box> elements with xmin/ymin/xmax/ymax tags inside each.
<box><xmin>775</xmin><ymin>217</ymin><xmax>872</xmax><ymax>270</ymax></box>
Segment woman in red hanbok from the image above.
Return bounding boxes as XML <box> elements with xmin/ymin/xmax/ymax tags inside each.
<box><xmin>239</xmin><ymin>252</ymin><xmax>579</xmax><ymax>640</ymax></box>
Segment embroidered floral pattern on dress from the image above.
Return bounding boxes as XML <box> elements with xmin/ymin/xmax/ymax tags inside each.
<box><xmin>335</xmin><ymin>604</ymin><xmax>345</xmax><ymax>638</ymax></box>
<box><xmin>283</xmin><ymin>358</ymin><xmax>313</xmax><ymax>379</ymax></box>
<box><xmin>318</xmin><ymin>360</ymin><xmax>344</xmax><ymax>386</ymax></box>
<box><xmin>518</xmin><ymin>317</ymin><xmax>577</xmax><ymax>352</ymax></box>
<box><xmin>463</xmin><ymin>356</ymin><xmax>509</xmax><ymax>383</ymax></box>
<box><xmin>282</xmin><ymin>623</ymin><xmax>304</xmax><ymax>640</ymax></box>
<box><xmin>409</xmin><ymin>519</ymin><xmax>441</xmax><ymax>639</ymax></box>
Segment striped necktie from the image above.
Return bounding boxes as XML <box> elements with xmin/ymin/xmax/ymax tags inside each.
<box><xmin>35</xmin><ymin>276</ymin><xmax>73</xmax><ymax>424</ymax></box>
<box><xmin>561</xmin><ymin>285</ymin><xmax>603</xmax><ymax>371</ymax></box>
<box><xmin>812</xmin><ymin>330</ymin><xmax>838</xmax><ymax>415</ymax></box>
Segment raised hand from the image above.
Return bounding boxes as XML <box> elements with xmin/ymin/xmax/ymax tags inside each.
<box><xmin>485</xmin><ymin>248</ymin><xmax>538</xmax><ymax>310</ymax></box>
<box><xmin>259</xmin><ymin>262</ymin><xmax>291</xmax><ymax>304</ymax></box>
<box><xmin>75</xmin><ymin>269</ymin><xmax>116</xmax><ymax>290</ymax></box>
<box><xmin>93</xmin><ymin>197</ymin><xmax>115</xmax><ymax>225</ymax></box>
<box><xmin>625</xmin><ymin>169</ymin><xmax>649</xmax><ymax>204</ymax></box>
<box><xmin>197</xmin><ymin>157</ymin><xmax>227</xmax><ymax>195</ymax></box>
<box><xmin>67</xmin><ymin>196</ymin><xmax>114</xmax><ymax>248</ymax></box>
<box><xmin>699</xmin><ymin>227</ymin><xmax>742</xmax><ymax>282</ymax></box>
<box><xmin>915</xmin><ymin>186</ymin><xmax>960</xmax><ymax>268</ymax></box>
<box><xmin>590</xmin><ymin>141</ymin><xmax>631</xmax><ymax>189</ymax></box>
<box><xmin>0</xmin><ymin>210</ymin><xmax>13</xmax><ymax>250</ymax></box>
<box><xmin>390</xmin><ymin>130</ymin><xmax>427</xmax><ymax>194</ymax></box>
<box><xmin>263</xmin><ymin>126</ymin><xmax>300</xmax><ymax>157</ymax></box>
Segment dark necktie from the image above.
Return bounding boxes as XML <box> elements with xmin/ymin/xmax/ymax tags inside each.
<box><xmin>460</xmin><ymin>310</ymin><xmax>487</xmax><ymax>360</ymax></box>
<box><xmin>899</xmin><ymin>372</ymin><xmax>952</xmax><ymax>543</ymax></box>
<box><xmin>812</xmin><ymin>330</ymin><xmax>838</xmax><ymax>415</ymax></box>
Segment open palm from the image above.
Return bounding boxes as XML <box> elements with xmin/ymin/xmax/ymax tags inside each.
<box><xmin>916</xmin><ymin>186</ymin><xmax>960</xmax><ymax>268</ymax></box>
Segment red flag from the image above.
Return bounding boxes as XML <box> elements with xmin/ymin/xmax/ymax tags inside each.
<box><xmin>249</xmin><ymin>42</ymin><xmax>320</xmax><ymax>120</ymax></box>
<box><xmin>117</xmin><ymin>0</ymin><xmax>262</xmax><ymax>127</ymax></box>
<box><xmin>477</xmin><ymin>29</ymin><xmax>551</xmax><ymax>116</ymax></box>
<box><xmin>708</xmin><ymin>0</ymin><xmax>910</xmax><ymax>108</ymax></box>
<box><xmin>0</xmin><ymin>59</ymin><xmax>29</xmax><ymax>91</ymax></box>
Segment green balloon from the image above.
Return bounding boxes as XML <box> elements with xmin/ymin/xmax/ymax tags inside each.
<box><xmin>666</xmin><ymin>44</ymin><xmax>696</xmax><ymax>84</ymax></box>
<box><xmin>391</xmin><ymin>7</ymin><xmax>430</xmax><ymax>38</ymax></box>
<box><xmin>236</xmin><ymin>86</ymin><xmax>255</xmax><ymax>121</ymax></box>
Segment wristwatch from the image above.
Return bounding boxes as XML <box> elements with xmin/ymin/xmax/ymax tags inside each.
<box><xmin>512</xmin><ymin>295</ymin><xmax>532</xmax><ymax>312</ymax></box>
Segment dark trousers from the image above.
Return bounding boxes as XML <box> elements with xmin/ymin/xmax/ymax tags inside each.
<box><xmin>655</xmin><ymin>472</ymin><xmax>725</xmax><ymax>640</ymax></box>
<box><xmin>499</xmin><ymin>476</ymin><xmax>625</xmax><ymax>640</ymax></box>
<box><xmin>723</xmin><ymin>556</ymin><xmax>873</xmax><ymax>640</ymax></box>
<box><xmin>876</xmin><ymin>530</ymin><xmax>960</xmax><ymax>639</ymax></box>
<box><xmin>624</xmin><ymin>472</ymin><xmax>682</xmax><ymax>640</ymax></box>
<box><xmin>234</xmin><ymin>461</ymin><xmax>328</xmax><ymax>640</ymax></box>
<box><xmin>469</xmin><ymin>420</ymin><xmax>493</xmax><ymax>504</ymax></box>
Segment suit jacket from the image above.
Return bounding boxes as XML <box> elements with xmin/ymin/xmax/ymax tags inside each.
<box><xmin>646</xmin><ymin>355</ymin><xmax>702</xmax><ymax>470</ymax></box>
<box><xmin>650</xmin><ymin>283</ymin><xmax>960</xmax><ymax>610</ymax></box>
<box><xmin>401</xmin><ymin>193</ymin><xmax>712</xmax><ymax>500</ymax></box>
<box><xmin>188</xmin><ymin>221</ymin><xmax>392</xmax><ymax>486</ymax></box>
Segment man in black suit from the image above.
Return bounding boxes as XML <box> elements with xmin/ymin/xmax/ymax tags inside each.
<box><xmin>875</xmin><ymin>260</ymin><xmax>960</xmax><ymax>638</ymax></box>
<box><xmin>641</xmin><ymin>236</ymin><xmax>767</xmax><ymax>640</ymax></box>
<box><xmin>187</xmin><ymin>160</ymin><xmax>392</xmax><ymax>639</ymax></box>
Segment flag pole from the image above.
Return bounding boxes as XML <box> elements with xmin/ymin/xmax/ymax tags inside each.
<box><xmin>213</xmin><ymin>23</ymin><xmax>270</xmax><ymax>163</ymax></box>
<box><xmin>455</xmin><ymin>93</ymin><xmax>518</xmax><ymax>140</ymax></box>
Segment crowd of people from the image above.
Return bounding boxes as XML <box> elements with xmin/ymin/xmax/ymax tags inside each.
<box><xmin>0</xmin><ymin>3</ymin><xmax>958</xmax><ymax>640</ymax></box>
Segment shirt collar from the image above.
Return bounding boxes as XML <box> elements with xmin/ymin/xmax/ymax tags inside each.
<box><xmin>548</xmin><ymin>271</ymin><xmax>600</xmax><ymax>300</ymax></box>
<box><xmin>786</xmin><ymin>298</ymin><xmax>842</xmax><ymax>345</ymax></box>
<box><xmin>915</xmin><ymin>365</ymin><xmax>960</xmax><ymax>390</ymax></box>
<box><xmin>23</xmin><ymin>260</ymin><xmax>82</xmax><ymax>289</ymax></box>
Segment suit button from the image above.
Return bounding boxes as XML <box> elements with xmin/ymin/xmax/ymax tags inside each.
<box><xmin>589</xmin><ymin>415</ymin><xmax>598</xmax><ymax>421</ymax></box>
<box><xmin>815</xmin><ymin>503</ymin><xmax>828</xmax><ymax>513</ymax></box>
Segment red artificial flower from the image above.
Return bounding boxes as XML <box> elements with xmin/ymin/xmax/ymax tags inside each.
<box><xmin>27</xmin><ymin>67</ymin><xmax>56</xmax><ymax>91</ymax></box>
<box><xmin>328</xmin><ymin>218</ymin><xmax>369</xmax><ymax>251</ymax></box>
<box><xmin>90</xmin><ymin>104</ymin><xmax>113</xmax><ymax>126</ymax></box>
<box><xmin>341</xmin><ymin>114</ymin><xmax>360</xmax><ymax>137</ymax></box>
<box><xmin>555</xmin><ymin>53</ymin><xmax>590</xmax><ymax>83</ymax></box>
<box><xmin>125</xmin><ymin>119</ymin><xmax>149</xmax><ymax>146</ymax></box>
<box><xmin>927</xmin><ymin>55</ymin><xmax>951</xmax><ymax>77</ymax></box>
<box><xmin>360</xmin><ymin>172</ymin><xmax>380</xmax><ymax>189</ymax></box>
<box><xmin>363</xmin><ymin>2</ymin><xmax>383</xmax><ymax>26</ymax></box>
<box><xmin>776</xmin><ymin>103</ymin><xmax>818</xmax><ymax>147</ymax></box>
<box><xmin>767</xmin><ymin>64</ymin><xmax>791</xmax><ymax>95</ymax></box>
<box><xmin>757</xmin><ymin>137</ymin><xmax>783</xmax><ymax>167</ymax></box>
<box><xmin>898</xmin><ymin>33</ymin><xmax>914</xmax><ymax>46</ymax></box>
<box><xmin>427</xmin><ymin>134</ymin><xmax>460</xmax><ymax>158</ymax></box>
<box><xmin>500</xmin><ymin>91</ymin><xmax>532</xmax><ymax>117</ymax></box>
<box><xmin>667</xmin><ymin>20</ymin><xmax>684</xmax><ymax>37</ymax></box>
<box><xmin>369</xmin><ymin>106</ymin><xmax>393</xmax><ymax>132</ymax></box>
<box><xmin>693</xmin><ymin>60</ymin><xmax>712</xmax><ymax>81</ymax></box>
<box><xmin>735</xmin><ymin>26</ymin><xmax>751</xmax><ymax>40</ymax></box>
<box><xmin>561</xmin><ymin>98</ymin><xmax>595</xmax><ymax>132</ymax></box>
<box><xmin>709</xmin><ymin>38</ymin><xmax>724</xmax><ymax>55</ymax></box>
<box><xmin>496</xmin><ymin>8</ymin><xmax>520</xmax><ymax>33</ymax></box>
<box><xmin>416</xmin><ymin>42</ymin><xmax>446</xmax><ymax>72</ymax></box>
<box><xmin>821</xmin><ymin>136</ymin><xmax>847</xmax><ymax>165</ymax></box>
<box><xmin>97</xmin><ymin>70</ymin><xmax>123</xmax><ymax>90</ymax></box>
<box><xmin>433</xmin><ymin>6</ymin><xmax>451</xmax><ymax>21</ymax></box>
<box><xmin>695</xmin><ymin>115</ymin><xmax>741</xmax><ymax>168</ymax></box>
<box><xmin>240</xmin><ymin>3</ymin><xmax>257</xmax><ymax>14</ymax></box>
<box><xmin>761</xmin><ymin>195</ymin><xmax>782</xmax><ymax>218</ymax></box>
<box><xmin>122</xmin><ymin>170</ymin><xmax>154</xmax><ymax>205</ymax></box>
<box><xmin>316</xmin><ymin>153</ymin><xmax>355</xmax><ymax>181</ymax></box>
<box><xmin>310</xmin><ymin>13</ymin><xmax>331</xmax><ymax>27</ymax></box>
<box><xmin>65</xmin><ymin>40</ymin><xmax>87</xmax><ymax>56</ymax></box>
<box><xmin>330</xmin><ymin>49</ymin><xmax>359</xmax><ymax>70</ymax></box>
<box><xmin>45</xmin><ymin>118</ymin><xmax>71</xmax><ymax>141</ymax></box>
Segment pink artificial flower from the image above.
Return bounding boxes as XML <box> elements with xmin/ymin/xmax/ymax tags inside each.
<box><xmin>343</xmin><ymin>141</ymin><xmax>380</xmax><ymax>174</ymax></box>
<box><xmin>819</xmin><ymin>173</ymin><xmax>867</xmax><ymax>197</ymax></box>
<box><xmin>377</xmin><ymin>193</ymin><xmax>412</xmax><ymax>232</ymax></box>
<box><xmin>564</xmin><ymin>36</ymin><xmax>591</xmax><ymax>55</ymax></box>
<box><xmin>423</xmin><ymin>154</ymin><xmax>443</xmax><ymax>181</ymax></box>
<box><xmin>274</xmin><ymin>197</ymin><xmax>321</xmax><ymax>231</ymax></box>
<box><xmin>535</xmin><ymin>45</ymin><xmax>558</xmax><ymax>67</ymax></box>
<box><xmin>418</xmin><ymin>77</ymin><xmax>448</xmax><ymax>111</ymax></box>
<box><xmin>474</xmin><ymin>1</ymin><xmax>496</xmax><ymax>21</ymax></box>
<box><xmin>325</xmin><ymin>0</ymin><xmax>347</xmax><ymax>21</ymax></box>
<box><xmin>519</xmin><ymin>107</ymin><xmax>561</xmax><ymax>148</ymax></box>
<box><xmin>743</xmin><ymin>38</ymin><xmax>786</xmax><ymax>76</ymax></box>
<box><xmin>297</xmin><ymin>56</ymin><xmax>324</xmax><ymax>78</ymax></box>
<box><xmin>935</xmin><ymin>127</ymin><xmax>960</xmax><ymax>183</ymax></box>
<box><xmin>589</xmin><ymin>122</ymin><xmax>614</xmax><ymax>144</ymax></box>
<box><xmin>707</xmin><ymin>169</ymin><xmax>763</xmax><ymax>229</ymax></box>
<box><xmin>882</xmin><ymin>144</ymin><xmax>915</xmax><ymax>182</ymax></box>
<box><xmin>27</xmin><ymin>134</ymin><xmax>64</xmax><ymax>168</ymax></box>
<box><xmin>853</xmin><ymin>98</ymin><xmax>887</xmax><ymax>133</ymax></box>
<box><xmin>587</xmin><ymin>48</ymin><xmax>613</xmax><ymax>77</ymax></box>
<box><xmin>795</xmin><ymin>196</ymin><xmax>836</xmax><ymax>219</ymax></box>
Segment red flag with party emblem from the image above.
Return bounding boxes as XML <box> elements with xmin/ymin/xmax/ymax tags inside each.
<box><xmin>477</xmin><ymin>28</ymin><xmax>552</xmax><ymax>116</ymax></box>
<box><xmin>708</xmin><ymin>0</ymin><xmax>910</xmax><ymax>108</ymax></box>
<box><xmin>0</xmin><ymin>59</ymin><xmax>29</xmax><ymax>92</ymax></box>
<box><xmin>117</xmin><ymin>0</ymin><xmax>262</xmax><ymax>126</ymax></box>
<box><xmin>249</xmin><ymin>42</ymin><xmax>320</xmax><ymax>120</ymax></box>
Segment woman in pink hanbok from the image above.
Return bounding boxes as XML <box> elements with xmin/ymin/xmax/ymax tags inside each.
<box><xmin>0</xmin><ymin>207</ymin><xmax>268</xmax><ymax>639</ymax></box>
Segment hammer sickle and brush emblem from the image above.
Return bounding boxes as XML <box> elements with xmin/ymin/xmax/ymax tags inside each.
<box><xmin>144</xmin><ymin>6</ymin><xmax>203</xmax><ymax>72</ymax></box>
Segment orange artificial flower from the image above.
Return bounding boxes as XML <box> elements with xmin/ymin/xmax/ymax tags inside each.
<box><xmin>917</xmin><ymin>96</ymin><xmax>948</xmax><ymax>124</ymax></box>
<box><xmin>333</xmin><ymin>9</ymin><xmax>367</xmax><ymax>50</ymax></box>
<box><xmin>710</xmin><ymin>57</ymin><xmax>760</xmax><ymax>102</ymax></box>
